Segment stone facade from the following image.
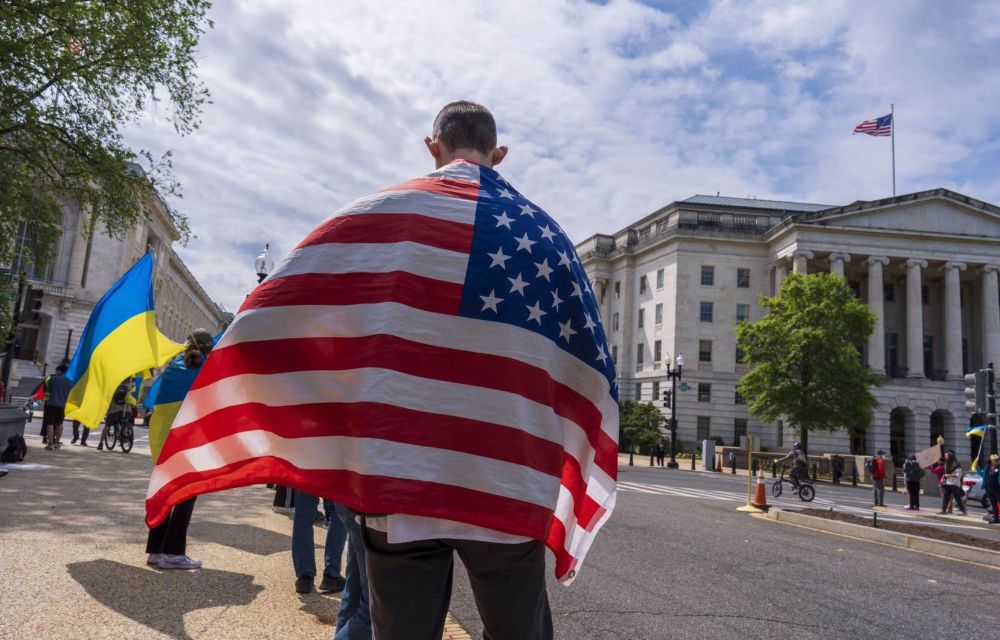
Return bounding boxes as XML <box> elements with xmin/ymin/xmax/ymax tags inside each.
<box><xmin>3</xmin><ymin>187</ymin><xmax>229</xmax><ymax>394</ymax></box>
<box><xmin>577</xmin><ymin>189</ymin><xmax>1000</xmax><ymax>463</ymax></box>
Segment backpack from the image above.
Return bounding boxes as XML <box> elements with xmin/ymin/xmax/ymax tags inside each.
<box><xmin>1</xmin><ymin>434</ymin><xmax>27</xmax><ymax>463</ymax></box>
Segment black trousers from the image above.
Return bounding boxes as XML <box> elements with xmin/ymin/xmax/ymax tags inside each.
<box><xmin>988</xmin><ymin>490</ymin><xmax>1000</xmax><ymax>520</ymax></box>
<box><xmin>361</xmin><ymin>527</ymin><xmax>553</xmax><ymax>640</ymax></box>
<box><xmin>146</xmin><ymin>497</ymin><xmax>197</xmax><ymax>555</ymax></box>
<box><xmin>71</xmin><ymin>421</ymin><xmax>91</xmax><ymax>444</ymax></box>
<box><xmin>905</xmin><ymin>480</ymin><xmax>921</xmax><ymax>509</ymax></box>
<box><xmin>941</xmin><ymin>485</ymin><xmax>966</xmax><ymax>512</ymax></box>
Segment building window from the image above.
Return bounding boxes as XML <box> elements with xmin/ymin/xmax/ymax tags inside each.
<box><xmin>639</xmin><ymin>275</ymin><xmax>648</xmax><ymax>295</ymax></box>
<box><xmin>698</xmin><ymin>383</ymin><xmax>711</xmax><ymax>402</ymax></box>
<box><xmin>697</xmin><ymin>416</ymin><xmax>711</xmax><ymax>441</ymax></box>
<box><xmin>735</xmin><ymin>346</ymin><xmax>745</xmax><ymax>365</ymax></box>
<box><xmin>923</xmin><ymin>335</ymin><xmax>934</xmax><ymax>377</ymax></box>
<box><xmin>884</xmin><ymin>283</ymin><xmax>895</xmax><ymax>302</ymax></box>
<box><xmin>734</xmin><ymin>418</ymin><xmax>748</xmax><ymax>444</ymax></box>
<box><xmin>614</xmin><ymin>281</ymin><xmax>621</xmax><ymax>299</ymax></box>
<box><xmin>701</xmin><ymin>265</ymin><xmax>715</xmax><ymax>286</ymax></box>
<box><xmin>776</xmin><ymin>420</ymin><xmax>783</xmax><ymax>448</ymax></box>
<box><xmin>921</xmin><ymin>285</ymin><xmax>929</xmax><ymax>305</ymax></box>
<box><xmin>848</xmin><ymin>280</ymin><xmax>861</xmax><ymax>298</ymax></box>
<box><xmin>612</xmin><ymin>312</ymin><xmax>619</xmax><ymax>332</ymax></box>
<box><xmin>655</xmin><ymin>303</ymin><xmax>663</xmax><ymax>325</ymax></box>
<box><xmin>634</xmin><ymin>382</ymin><xmax>642</xmax><ymax>402</ymax></box>
<box><xmin>653</xmin><ymin>340</ymin><xmax>662</xmax><ymax>364</ymax></box>
<box><xmin>737</xmin><ymin>268</ymin><xmax>751</xmax><ymax>289</ymax></box>
<box><xmin>636</xmin><ymin>343</ymin><xmax>644</xmax><ymax>371</ymax></box>
<box><xmin>611</xmin><ymin>345</ymin><xmax>618</xmax><ymax>366</ymax></box>
<box><xmin>700</xmin><ymin>301</ymin><xmax>713</xmax><ymax>323</ymax></box>
<box><xmin>652</xmin><ymin>380</ymin><xmax>660</xmax><ymax>402</ymax></box>
<box><xmin>699</xmin><ymin>339</ymin><xmax>712</xmax><ymax>363</ymax></box>
<box><xmin>736</xmin><ymin>304</ymin><xmax>749</xmax><ymax>322</ymax></box>
<box><xmin>638</xmin><ymin>308</ymin><xmax>645</xmax><ymax>329</ymax></box>
<box><xmin>656</xmin><ymin>268</ymin><xmax>664</xmax><ymax>290</ymax></box>
<box><xmin>735</xmin><ymin>390</ymin><xmax>745</xmax><ymax>405</ymax></box>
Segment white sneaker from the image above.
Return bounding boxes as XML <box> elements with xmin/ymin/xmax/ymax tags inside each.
<box><xmin>158</xmin><ymin>554</ymin><xmax>202</xmax><ymax>570</ymax></box>
<box><xmin>147</xmin><ymin>553</ymin><xmax>162</xmax><ymax>565</ymax></box>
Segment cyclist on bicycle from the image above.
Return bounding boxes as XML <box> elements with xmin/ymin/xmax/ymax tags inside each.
<box><xmin>777</xmin><ymin>442</ymin><xmax>809</xmax><ymax>490</ymax></box>
<box><xmin>97</xmin><ymin>380</ymin><xmax>131</xmax><ymax>451</ymax></box>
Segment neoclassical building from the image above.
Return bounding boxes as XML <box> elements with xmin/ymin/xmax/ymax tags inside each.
<box><xmin>3</xmin><ymin>184</ymin><xmax>230</xmax><ymax>397</ymax></box>
<box><xmin>576</xmin><ymin>188</ymin><xmax>1000</xmax><ymax>462</ymax></box>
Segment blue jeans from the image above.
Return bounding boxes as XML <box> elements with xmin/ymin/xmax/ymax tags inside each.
<box><xmin>334</xmin><ymin>504</ymin><xmax>371</xmax><ymax>640</ymax></box>
<box><xmin>292</xmin><ymin>491</ymin><xmax>347</xmax><ymax>578</ymax></box>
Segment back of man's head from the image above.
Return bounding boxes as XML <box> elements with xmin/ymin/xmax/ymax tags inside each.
<box><xmin>56</xmin><ymin>364</ymin><xmax>68</xmax><ymax>374</ymax></box>
<box><xmin>432</xmin><ymin>101</ymin><xmax>497</xmax><ymax>155</ymax></box>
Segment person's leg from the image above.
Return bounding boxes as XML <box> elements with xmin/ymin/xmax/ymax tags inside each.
<box><xmin>71</xmin><ymin>421</ymin><xmax>79</xmax><ymax>444</ymax></box>
<box><xmin>454</xmin><ymin>539</ymin><xmax>553</xmax><ymax>640</ymax></box>
<box><xmin>323</xmin><ymin>501</ymin><xmax>348</xmax><ymax>578</ymax></box>
<box><xmin>159</xmin><ymin>497</ymin><xmax>197</xmax><ymax>555</ymax></box>
<box><xmin>334</xmin><ymin>505</ymin><xmax>371</xmax><ymax>640</ymax></box>
<box><xmin>361</xmin><ymin>526</ymin><xmax>453</xmax><ymax>640</ymax></box>
<box><xmin>146</xmin><ymin>514</ymin><xmax>171</xmax><ymax>555</ymax></box>
<box><xmin>955</xmin><ymin>487</ymin><xmax>967</xmax><ymax>513</ymax></box>
<box><xmin>80</xmin><ymin>425</ymin><xmax>90</xmax><ymax>446</ymax></box>
<box><xmin>45</xmin><ymin>423</ymin><xmax>54</xmax><ymax>449</ymax></box>
<box><xmin>292</xmin><ymin>491</ymin><xmax>319</xmax><ymax>579</ymax></box>
<box><xmin>989</xmin><ymin>492</ymin><xmax>1000</xmax><ymax>522</ymax></box>
<box><xmin>53</xmin><ymin>410</ymin><xmax>64</xmax><ymax>445</ymax></box>
<box><xmin>790</xmin><ymin>466</ymin><xmax>800</xmax><ymax>489</ymax></box>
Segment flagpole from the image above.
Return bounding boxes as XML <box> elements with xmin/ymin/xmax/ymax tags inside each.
<box><xmin>891</xmin><ymin>103</ymin><xmax>896</xmax><ymax>196</ymax></box>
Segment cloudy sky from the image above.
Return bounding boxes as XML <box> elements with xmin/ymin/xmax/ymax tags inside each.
<box><xmin>124</xmin><ymin>0</ymin><xmax>1000</xmax><ymax>313</ymax></box>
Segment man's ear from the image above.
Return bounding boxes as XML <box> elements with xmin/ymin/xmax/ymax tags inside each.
<box><xmin>491</xmin><ymin>145</ymin><xmax>508</xmax><ymax>167</ymax></box>
<box><xmin>425</xmin><ymin>137</ymin><xmax>442</xmax><ymax>161</ymax></box>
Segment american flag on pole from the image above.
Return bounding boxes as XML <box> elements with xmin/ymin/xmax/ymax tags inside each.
<box><xmin>145</xmin><ymin>160</ymin><xmax>619</xmax><ymax>583</ymax></box>
<box><xmin>853</xmin><ymin>113</ymin><xmax>892</xmax><ymax>136</ymax></box>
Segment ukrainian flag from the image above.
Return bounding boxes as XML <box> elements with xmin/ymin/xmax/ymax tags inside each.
<box><xmin>146</xmin><ymin>334</ymin><xmax>220</xmax><ymax>461</ymax></box>
<box><xmin>64</xmin><ymin>252</ymin><xmax>184</xmax><ymax>428</ymax></box>
<box><xmin>967</xmin><ymin>425</ymin><xmax>987</xmax><ymax>438</ymax></box>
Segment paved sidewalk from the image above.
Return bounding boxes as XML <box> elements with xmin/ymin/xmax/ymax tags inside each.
<box><xmin>0</xmin><ymin>432</ymin><xmax>472</xmax><ymax>640</ymax></box>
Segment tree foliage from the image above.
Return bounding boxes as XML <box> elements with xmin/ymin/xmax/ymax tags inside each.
<box><xmin>619</xmin><ymin>400</ymin><xmax>664</xmax><ymax>452</ymax></box>
<box><xmin>736</xmin><ymin>272</ymin><xmax>879</xmax><ymax>451</ymax></box>
<box><xmin>0</xmin><ymin>0</ymin><xmax>213</xmax><ymax>335</ymax></box>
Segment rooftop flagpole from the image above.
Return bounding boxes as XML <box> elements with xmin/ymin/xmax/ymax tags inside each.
<box><xmin>891</xmin><ymin>103</ymin><xmax>896</xmax><ymax>196</ymax></box>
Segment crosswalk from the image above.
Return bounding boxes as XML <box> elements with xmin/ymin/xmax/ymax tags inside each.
<box><xmin>617</xmin><ymin>479</ymin><xmax>854</xmax><ymax>512</ymax></box>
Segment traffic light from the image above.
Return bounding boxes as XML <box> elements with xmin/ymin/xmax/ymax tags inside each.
<box><xmin>26</xmin><ymin>288</ymin><xmax>43</xmax><ymax>323</ymax></box>
<box><xmin>965</xmin><ymin>370</ymin><xmax>988</xmax><ymax>414</ymax></box>
<box><xmin>662</xmin><ymin>388</ymin><xmax>672</xmax><ymax>409</ymax></box>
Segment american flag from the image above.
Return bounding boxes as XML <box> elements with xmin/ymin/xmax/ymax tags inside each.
<box><xmin>853</xmin><ymin>113</ymin><xmax>892</xmax><ymax>137</ymax></box>
<box><xmin>145</xmin><ymin>160</ymin><xmax>619</xmax><ymax>583</ymax></box>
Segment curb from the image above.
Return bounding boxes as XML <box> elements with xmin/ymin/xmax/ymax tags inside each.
<box><xmin>762</xmin><ymin>509</ymin><xmax>1000</xmax><ymax>569</ymax></box>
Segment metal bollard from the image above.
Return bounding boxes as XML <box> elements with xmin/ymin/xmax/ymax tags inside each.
<box><xmin>691</xmin><ymin>453</ymin><xmax>696</xmax><ymax>471</ymax></box>
<box><xmin>771</xmin><ymin>461</ymin><xmax>776</xmax><ymax>478</ymax></box>
<box><xmin>892</xmin><ymin>471</ymin><xmax>898</xmax><ymax>492</ymax></box>
<box><xmin>811</xmin><ymin>464</ymin><xmax>817</xmax><ymax>483</ymax></box>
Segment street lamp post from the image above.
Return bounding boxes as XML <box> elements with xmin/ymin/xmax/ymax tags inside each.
<box><xmin>665</xmin><ymin>354</ymin><xmax>683</xmax><ymax>469</ymax></box>
<box><xmin>255</xmin><ymin>244</ymin><xmax>274</xmax><ymax>284</ymax></box>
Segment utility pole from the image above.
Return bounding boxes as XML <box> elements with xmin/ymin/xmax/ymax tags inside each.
<box><xmin>1</xmin><ymin>274</ymin><xmax>27</xmax><ymax>402</ymax></box>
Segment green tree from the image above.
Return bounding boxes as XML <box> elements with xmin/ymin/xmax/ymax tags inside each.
<box><xmin>736</xmin><ymin>272</ymin><xmax>879</xmax><ymax>453</ymax></box>
<box><xmin>619</xmin><ymin>400</ymin><xmax>664</xmax><ymax>464</ymax></box>
<box><xmin>0</xmin><ymin>0</ymin><xmax>213</xmax><ymax>335</ymax></box>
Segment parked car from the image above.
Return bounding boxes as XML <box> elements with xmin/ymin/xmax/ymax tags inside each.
<box><xmin>963</xmin><ymin>473</ymin><xmax>987</xmax><ymax>509</ymax></box>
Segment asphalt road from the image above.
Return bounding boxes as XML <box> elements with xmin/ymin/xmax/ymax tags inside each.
<box><xmin>449</xmin><ymin>465</ymin><xmax>1000</xmax><ymax>639</ymax></box>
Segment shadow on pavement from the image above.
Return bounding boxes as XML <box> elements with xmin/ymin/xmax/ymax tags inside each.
<box><xmin>189</xmin><ymin>521</ymin><xmax>293</xmax><ymax>556</ymax></box>
<box><xmin>298</xmin><ymin>593</ymin><xmax>341</xmax><ymax>627</ymax></box>
<box><xmin>67</xmin><ymin>559</ymin><xmax>263</xmax><ymax>640</ymax></box>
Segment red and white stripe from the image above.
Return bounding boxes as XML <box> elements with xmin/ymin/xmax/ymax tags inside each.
<box><xmin>145</xmin><ymin>160</ymin><xmax>618</xmax><ymax>584</ymax></box>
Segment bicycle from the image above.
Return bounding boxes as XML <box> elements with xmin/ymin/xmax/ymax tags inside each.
<box><xmin>772</xmin><ymin>469</ymin><xmax>815</xmax><ymax>502</ymax></box>
<box><xmin>118</xmin><ymin>416</ymin><xmax>134</xmax><ymax>453</ymax></box>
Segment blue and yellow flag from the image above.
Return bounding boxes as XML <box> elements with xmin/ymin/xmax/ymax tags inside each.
<box><xmin>967</xmin><ymin>425</ymin><xmax>987</xmax><ymax>438</ymax></box>
<box><xmin>146</xmin><ymin>334</ymin><xmax>220</xmax><ymax>461</ymax></box>
<box><xmin>65</xmin><ymin>252</ymin><xmax>184</xmax><ymax>428</ymax></box>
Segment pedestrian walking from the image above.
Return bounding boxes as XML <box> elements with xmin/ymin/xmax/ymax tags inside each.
<box><xmin>333</xmin><ymin>504</ymin><xmax>371</xmax><ymax>640</ymax></box>
<box><xmin>291</xmin><ymin>491</ymin><xmax>347</xmax><ymax>594</ymax></box>
<box><xmin>70</xmin><ymin>419</ymin><xmax>91</xmax><ymax>446</ymax></box>
<box><xmin>982</xmin><ymin>454</ymin><xmax>1000</xmax><ymax>524</ymax></box>
<box><xmin>866</xmin><ymin>450</ymin><xmax>887</xmax><ymax>506</ymax></box>
<box><xmin>40</xmin><ymin>364</ymin><xmax>71</xmax><ymax>450</ymax></box>
<box><xmin>831</xmin><ymin>454</ymin><xmax>844</xmax><ymax>484</ymax></box>
<box><xmin>937</xmin><ymin>450</ymin><xmax>967</xmax><ymax>516</ymax></box>
<box><xmin>902</xmin><ymin>455</ymin><xmax>924</xmax><ymax>510</ymax></box>
<box><xmin>655</xmin><ymin>441</ymin><xmax>665</xmax><ymax>467</ymax></box>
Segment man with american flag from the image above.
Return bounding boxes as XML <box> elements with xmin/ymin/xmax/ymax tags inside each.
<box><xmin>146</xmin><ymin>101</ymin><xmax>619</xmax><ymax>639</ymax></box>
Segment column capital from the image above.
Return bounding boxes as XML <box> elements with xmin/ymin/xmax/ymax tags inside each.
<box><xmin>943</xmin><ymin>261</ymin><xmax>967</xmax><ymax>272</ymax></box>
<box><xmin>866</xmin><ymin>255</ymin><xmax>890</xmax><ymax>266</ymax></box>
<box><xmin>982</xmin><ymin>264</ymin><xmax>1000</xmax><ymax>275</ymax></box>
<box><xmin>829</xmin><ymin>252</ymin><xmax>852</xmax><ymax>263</ymax></box>
<box><xmin>793</xmin><ymin>250</ymin><xmax>815</xmax><ymax>260</ymax></box>
<box><xmin>906</xmin><ymin>258</ymin><xmax>928</xmax><ymax>269</ymax></box>
<box><xmin>770</xmin><ymin>257</ymin><xmax>789</xmax><ymax>269</ymax></box>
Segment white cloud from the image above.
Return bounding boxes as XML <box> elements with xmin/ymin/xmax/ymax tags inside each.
<box><xmin>123</xmin><ymin>0</ymin><xmax>1000</xmax><ymax>312</ymax></box>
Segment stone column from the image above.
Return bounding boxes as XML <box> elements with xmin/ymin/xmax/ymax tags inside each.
<box><xmin>773</xmin><ymin>261</ymin><xmax>788</xmax><ymax>294</ymax></box>
<box><xmin>983</xmin><ymin>265</ymin><xmax>1000</xmax><ymax>368</ymax></box>
<box><xmin>943</xmin><ymin>262</ymin><xmax>966</xmax><ymax>379</ymax></box>
<box><xmin>829</xmin><ymin>253</ymin><xmax>851</xmax><ymax>278</ymax></box>
<box><xmin>793</xmin><ymin>250</ymin><xmax>813</xmax><ymax>275</ymax></box>
<box><xmin>906</xmin><ymin>259</ymin><xmax>928</xmax><ymax>378</ymax></box>
<box><xmin>867</xmin><ymin>256</ymin><xmax>889</xmax><ymax>375</ymax></box>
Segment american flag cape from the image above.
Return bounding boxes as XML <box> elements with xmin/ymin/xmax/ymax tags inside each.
<box><xmin>145</xmin><ymin>160</ymin><xmax>619</xmax><ymax>583</ymax></box>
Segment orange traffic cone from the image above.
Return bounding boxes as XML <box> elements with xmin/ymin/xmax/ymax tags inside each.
<box><xmin>715</xmin><ymin>457</ymin><xmax>722</xmax><ymax>473</ymax></box>
<box><xmin>752</xmin><ymin>469</ymin><xmax>769</xmax><ymax>510</ymax></box>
